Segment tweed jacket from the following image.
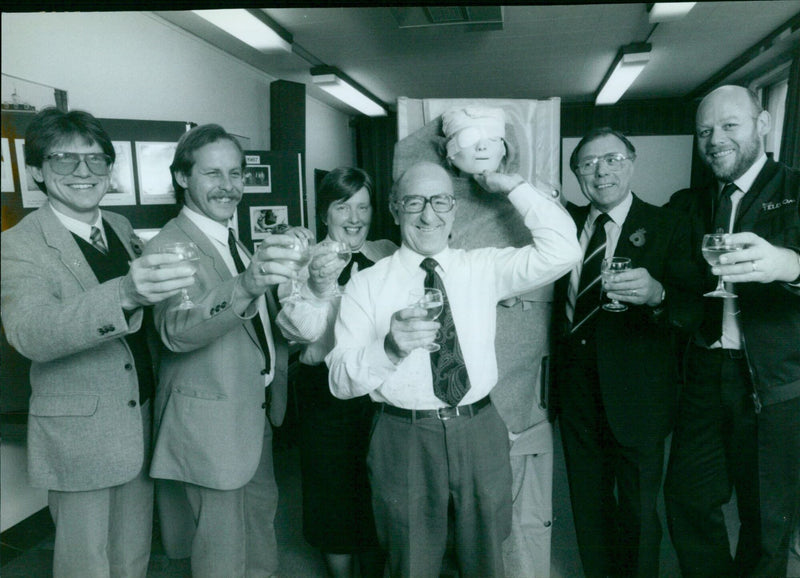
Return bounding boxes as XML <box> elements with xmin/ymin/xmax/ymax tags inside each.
<box><xmin>147</xmin><ymin>212</ymin><xmax>288</xmax><ymax>491</ymax></box>
<box><xmin>1</xmin><ymin>203</ymin><xmax>151</xmax><ymax>491</ymax></box>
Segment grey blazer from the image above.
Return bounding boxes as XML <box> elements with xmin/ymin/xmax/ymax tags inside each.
<box><xmin>147</xmin><ymin>212</ymin><xmax>288</xmax><ymax>491</ymax></box>
<box><xmin>1</xmin><ymin>203</ymin><xmax>150</xmax><ymax>491</ymax></box>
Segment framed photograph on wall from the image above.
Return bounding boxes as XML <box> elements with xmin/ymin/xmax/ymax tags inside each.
<box><xmin>14</xmin><ymin>140</ymin><xmax>47</xmax><ymax>208</ymax></box>
<box><xmin>250</xmin><ymin>205</ymin><xmax>288</xmax><ymax>239</ymax></box>
<box><xmin>136</xmin><ymin>141</ymin><xmax>177</xmax><ymax>205</ymax></box>
<box><xmin>101</xmin><ymin>141</ymin><xmax>136</xmax><ymax>206</ymax></box>
<box><xmin>244</xmin><ymin>164</ymin><xmax>271</xmax><ymax>193</ymax></box>
<box><xmin>1</xmin><ymin>138</ymin><xmax>14</xmax><ymax>192</ymax></box>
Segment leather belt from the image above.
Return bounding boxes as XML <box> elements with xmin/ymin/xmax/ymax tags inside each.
<box><xmin>377</xmin><ymin>396</ymin><xmax>491</xmax><ymax>421</ymax></box>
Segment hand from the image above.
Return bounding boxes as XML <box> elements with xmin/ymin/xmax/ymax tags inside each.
<box><xmin>286</xmin><ymin>226</ymin><xmax>315</xmax><ymax>245</ymax></box>
<box><xmin>603</xmin><ymin>267</ymin><xmax>664</xmax><ymax>307</ymax></box>
<box><xmin>307</xmin><ymin>241</ymin><xmax>348</xmax><ymax>297</ymax></box>
<box><xmin>240</xmin><ymin>234</ymin><xmax>303</xmax><ymax>297</ymax></box>
<box><xmin>383</xmin><ymin>306</ymin><xmax>440</xmax><ymax>364</ymax></box>
<box><xmin>714</xmin><ymin>232</ymin><xmax>800</xmax><ymax>284</ymax></box>
<box><xmin>472</xmin><ymin>171</ymin><xmax>525</xmax><ymax>195</ymax></box>
<box><xmin>120</xmin><ymin>253</ymin><xmax>196</xmax><ymax>309</ymax></box>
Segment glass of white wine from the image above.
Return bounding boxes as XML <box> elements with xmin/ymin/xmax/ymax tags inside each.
<box><xmin>601</xmin><ymin>256</ymin><xmax>632</xmax><ymax>312</ymax></box>
<box><xmin>159</xmin><ymin>241</ymin><xmax>200</xmax><ymax>310</ymax></box>
<box><xmin>282</xmin><ymin>235</ymin><xmax>313</xmax><ymax>302</ymax></box>
<box><xmin>408</xmin><ymin>288</ymin><xmax>444</xmax><ymax>352</ymax></box>
<box><xmin>702</xmin><ymin>233</ymin><xmax>743</xmax><ymax>298</ymax></box>
<box><xmin>314</xmin><ymin>239</ymin><xmax>352</xmax><ymax>297</ymax></box>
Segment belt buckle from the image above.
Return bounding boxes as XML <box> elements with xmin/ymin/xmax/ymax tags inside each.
<box><xmin>437</xmin><ymin>406</ymin><xmax>458</xmax><ymax>420</ymax></box>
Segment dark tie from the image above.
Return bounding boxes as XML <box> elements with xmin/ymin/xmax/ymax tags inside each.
<box><xmin>90</xmin><ymin>226</ymin><xmax>108</xmax><ymax>255</ymax></box>
<box><xmin>420</xmin><ymin>258</ymin><xmax>471</xmax><ymax>406</ymax></box>
<box><xmin>228</xmin><ymin>228</ymin><xmax>271</xmax><ymax>370</ymax></box>
<box><xmin>338</xmin><ymin>251</ymin><xmax>374</xmax><ymax>285</ymax></box>
<box><xmin>713</xmin><ymin>182</ymin><xmax>738</xmax><ymax>233</ymax></box>
<box><xmin>569</xmin><ymin>212</ymin><xmax>610</xmax><ymax>334</ymax></box>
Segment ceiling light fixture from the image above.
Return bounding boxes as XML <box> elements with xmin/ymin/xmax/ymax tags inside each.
<box><xmin>192</xmin><ymin>9</ymin><xmax>292</xmax><ymax>53</ymax></box>
<box><xmin>648</xmin><ymin>3</ymin><xmax>697</xmax><ymax>23</ymax></box>
<box><xmin>311</xmin><ymin>66</ymin><xmax>388</xmax><ymax>117</ymax></box>
<box><xmin>595</xmin><ymin>43</ymin><xmax>652</xmax><ymax>105</ymax></box>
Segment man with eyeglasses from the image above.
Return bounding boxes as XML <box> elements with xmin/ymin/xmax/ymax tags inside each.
<box><xmin>665</xmin><ymin>85</ymin><xmax>800</xmax><ymax>578</ymax></box>
<box><xmin>326</xmin><ymin>161</ymin><xmax>580</xmax><ymax>577</ymax></box>
<box><xmin>1</xmin><ymin>107</ymin><xmax>195</xmax><ymax>577</ymax></box>
<box><xmin>552</xmin><ymin>127</ymin><xmax>701</xmax><ymax>577</ymax></box>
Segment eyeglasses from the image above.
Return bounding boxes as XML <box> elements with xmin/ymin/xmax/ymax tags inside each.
<box><xmin>574</xmin><ymin>152</ymin><xmax>634</xmax><ymax>175</ymax></box>
<box><xmin>44</xmin><ymin>152</ymin><xmax>113</xmax><ymax>176</ymax></box>
<box><xmin>395</xmin><ymin>194</ymin><xmax>456</xmax><ymax>214</ymax></box>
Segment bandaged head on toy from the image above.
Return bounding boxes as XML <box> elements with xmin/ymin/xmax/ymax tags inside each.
<box><xmin>442</xmin><ymin>106</ymin><xmax>507</xmax><ymax>175</ymax></box>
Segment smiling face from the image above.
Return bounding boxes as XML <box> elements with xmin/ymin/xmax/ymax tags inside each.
<box><xmin>392</xmin><ymin>163</ymin><xmax>455</xmax><ymax>256</ymax></box>
<box><xmin>574</xmin><ymin>134</ymin><xmax>635</xmax><ymax>213</ymax></box>
<box><xmin>326</xmin><ymin>186</ymin><xmax>372</xmax><ymax>251</ymax></box>
<box><xmin>176</xmin><ymin>139</ymin><xmax>244</xmax><ymax>225</ymax></box>
<box><xmin>29</xmin><ymin>137</ymin><xmax>111</xmax><ymax>223</ymax></box>
<box><xmin>696</xmin><ymin>86</ymin><xmax>770</xmax><ymax>182</ymax></box>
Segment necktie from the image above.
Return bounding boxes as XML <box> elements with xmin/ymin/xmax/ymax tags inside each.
<box><xmin>420</xmin><ymin>258</ymin><xmax>471</xmax><ymax>406</ymax></box>
<box><xmin>338</xmin><ymin>251</ymin><xmax>374</xmax><ymax>285</ymax></box>
<box><xmin>569</xmin><ymin>212</ymin><xmax>610</xmax><ymax>334</ymax></box>
<box><xmin>713</xmin><ymin>183</ymin><xmax>738</xmax><ymax>233</ymax></box>
<box><xmin>228</xmin><ymin>228</ymin><xmax>272</xmax><ymax>370</ymax></box>
<box><xmin>90</xmin><ymin>226</ymin><xmax>108</xmax><ymax>255</ymax></box>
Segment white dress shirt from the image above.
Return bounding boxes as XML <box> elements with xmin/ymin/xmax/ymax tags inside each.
<box><xmin>183</xmin><ymin>206</ymin><xmax>276</xmax><ymax>383</ymax></box>
<box><xmin>326</xmin><ymin>183</ymin><xmax>581</xmax><ymax>409</ymax></box>
<box><xmin>50</xmin><ymin>205</ymin><xmax>107</xmax><ymax>247</ymax></box>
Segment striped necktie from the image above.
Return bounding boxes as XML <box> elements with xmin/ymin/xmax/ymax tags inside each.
<box><xmin>420</xmin><ymin>257</ymin><xmax>471</xmax><ymax>406</ymax></box>
<box><xmin>568</xmin><ymin>212</ymin><xmax>610</xmax><ymax>334</ymax></box>
<box><xmin>90</xmin><ymin>226</ymin><xmax>108</xmax><ymax>255</ymax></box>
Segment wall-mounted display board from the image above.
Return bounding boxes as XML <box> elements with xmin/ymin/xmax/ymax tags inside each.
<box><xmin>237</xmin><ymin>149</ymin><xmax>305</xmax><ymax>252</ymax></box>
<box><xmin>0</xmin><ymin>110</ymin><xmax>191</xmax><ymax>433</ymax></box>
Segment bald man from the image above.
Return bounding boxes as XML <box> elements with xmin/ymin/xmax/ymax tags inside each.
<box><xmin>665</xmin><ymin>85</ymin><xmax>800</xmax><ymax>577</ymax></box>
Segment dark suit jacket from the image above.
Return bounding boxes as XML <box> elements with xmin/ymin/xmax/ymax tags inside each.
<box><xmin>668</xmin><ymin>159</ymin><xmax>800</xmax><ymax>405</ymax></box>
<box><xmin>553</xmin><ymin>194</ymin><xmax>702</xmax><ymax>449</ymax></box>
<box><xmin>147</xmin><ymin>212</ymin><xmax>288</xmax><ymax>491</ymax></box>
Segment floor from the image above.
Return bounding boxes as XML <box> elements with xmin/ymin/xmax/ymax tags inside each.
<box><xmin>0</xmin><ymin>422</ymin><xmax>764</xmax><ymax>578</ymax></box>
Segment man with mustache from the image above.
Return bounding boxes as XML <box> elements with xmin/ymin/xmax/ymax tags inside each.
<box><xmin>665</xmin><ymin>85</ymin><xmax>800</xmax><ymax>577</ymax></box>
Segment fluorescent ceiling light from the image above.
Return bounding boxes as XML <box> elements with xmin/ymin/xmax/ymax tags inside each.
<box><xmin>311</xmin><ymin>68</ymin><xmax>387</xmax><ymax>117</ymax></box>
<box><xmin>595</xmin><ymin>43</ymin><xmax>651</xmax><ymax>105</ymax></box>
<box><xmin>193</xmin><ymin>9</ymin><xmax>292</xmax><ymax>53</ymax></box>
<box><xmin>648</xmin><ymin>3</ymin><xmax>696</xmax><ymax>23</ymax></box>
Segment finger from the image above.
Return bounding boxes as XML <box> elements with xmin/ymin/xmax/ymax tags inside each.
<box><xmin>138</xmin><ymin>253</ymin><xmax>186</xmax><ymax>268</ymax></box>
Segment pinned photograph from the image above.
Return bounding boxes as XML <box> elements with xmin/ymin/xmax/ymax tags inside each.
<box><xmin>244</xmin><ymin>164</ymin><xmax>271</xmax><ymax>193</ymax></box>
<box><xmin>101</xmin><ymin>141</ymin><xmax>136</xmax><ymax>206</ymax></box>
<box><xmin>1</xmin><ymin>138</ymin><xmax>14</xmax><ymax>193</ymax></box>
<box><xmin>251</xmin><ymin>205</ymin><xmax>289</xmax><ymax>239</ymax></box>
<box><xmin>136</xmin><ymin>141</ymin><xmax>177</xmax><ymax>204</ymax></box>
<box><xmin>15</xmin><ymin>140</ymin><xmax>47</xmax><ymax>208</ymax></box>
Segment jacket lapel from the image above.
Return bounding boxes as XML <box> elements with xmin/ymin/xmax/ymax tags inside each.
<box><xmin>38</xmin><ymin>204</ymin><xmax>99</xmax><ymax>290</ymax></box>
<box><xmin>615</xmin><ymin>194</ymin><xmax>647</xmax><ymax>260</ymax></box>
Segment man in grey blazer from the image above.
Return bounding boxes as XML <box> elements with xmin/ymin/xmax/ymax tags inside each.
<box><xmin>146</xmin><ymin>124</ymin><xmax>303</xmax><ymax>577</ymax></box>
<box><xmin>1</xmin><ymin>108</ymin><xmax>195</xmax><ymax>577</ymax></box>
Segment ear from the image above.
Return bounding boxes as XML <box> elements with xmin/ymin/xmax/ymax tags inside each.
<box><xmin>29</xmin><ymin>165</ymin><xmax>45</xmax><ymax>185</ymax></box>
<box><xmin>390</xmin><ymin>202</ymin><xmax>401</xmax><ymax>226</ymax></box>
<box><xmin>175</xmin><ymin>171</ymin><xmax>189</xmax><ymax>190</ymax></box>
<box><xmin>756</xmin><ymin>109</ymin><xmax>771</xmax><ymax>138</ymax></box>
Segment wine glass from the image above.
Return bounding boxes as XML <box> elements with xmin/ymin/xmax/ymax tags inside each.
<box><xmin>282</xmin><ymin>235</ymin><xmax>313</xmax><ymax>302</ymax></box>
<box><xmin>159</xmin><ymin>241</ymin><xmax>200</xmax><ymax>310</ymax></box>
<box><xmin>314</xmin><ymin>239</ymin><xmax>352</xmax><ymax>297</ymax></box>
<box><xmin>601</xmin><ymin>256</ymin><xmax>632</xmax><ymax>312</ymax></box>
<box><xmin>408</xmin><ymin>288</ymin><xmax>444</xmax><ymax>352</ymax></box>
<box><xmin>702</xmin><ymin>233</ymin><xmax>743</xmax><ymax>298</ymax></box>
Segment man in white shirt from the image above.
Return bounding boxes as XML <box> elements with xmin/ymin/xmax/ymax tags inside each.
<box><xmin>326</xmin><ymin>161</ymin><xmax>581</xmax><ymax>577</ymax></box>
<box><xmin>146</xmin><ymin>124</ymin><xmax>305</xmax><ymax>577</ymax></box>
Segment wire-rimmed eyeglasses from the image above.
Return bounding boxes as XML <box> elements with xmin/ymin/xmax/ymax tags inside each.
<box><xmin>573</xmin><ymin>152</ymin><xmax>634</xmax><ymax>175</ymax></box>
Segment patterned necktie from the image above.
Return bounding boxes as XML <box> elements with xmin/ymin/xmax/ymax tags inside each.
<box><xmin>90</xmin><ymin>226</ymin><xmax>108</xmax><ymax>255</ymax></box>
<box><xmin>420</xmin><ymin>258</ymin><xmax>471</xmax><ymax>406</ymax></box>
<box><xmin>569</xmin><ymin>212</ymin><xmax>610</xmax><ymax>334</ymax></box>
<box><xmin>228</xmin><ymin>228</ymin><xmax>271</xmax><ymax>370</ymax></box>
<box><xmin>338</xmin><ymin>251</ymin><xmax>373</xmax><ymax>285</ymax></box>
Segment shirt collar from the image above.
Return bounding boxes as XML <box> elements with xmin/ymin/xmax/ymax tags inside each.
<box><xmin>397</xmin><ymin>244</ymin><xmax>454</xmax><ymax>275</ymax></box>
<box><xmin>50</xmin><ymin>204</ymin><xmax>104</xmax><ymax>239</ymax></box>
<box><xmin>726</xmin><ymin>154</ymin><xmax>767</xmax><ymax>195</ymax></box>
<box><xmin>182</xmin><ymin>205</ymin><xmax>233</xmax><ymax>246</ymax></box>
<box><xmin>588</xmin><ymin>191</ymin><xmax>633</xmax><ymax>228</ymax></box>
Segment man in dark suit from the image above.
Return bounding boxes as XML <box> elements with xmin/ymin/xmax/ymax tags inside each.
<box><xmin>553</xmin><ymin>127</ymin><xmax>701</xmax><ymax>577</ymax></box>
<box><xmin>665</xmin><ymin>84</ymin><xmax>800</xmax><ymax>577</ymax></box>
<box><xmin>1</xmin><ymin>108</ymin><xmax>195</xmax><ymax>577</ymax></box>
<box><xmin>145</xmin><ymin>124</ymin><xmax>306</xmax><ymax>577</ymax></box>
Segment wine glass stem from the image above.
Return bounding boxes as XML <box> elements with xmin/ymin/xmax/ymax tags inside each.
<box><xmin>716</xmin><ymin>276</ymin><xmax>726</xmax><ymax>291</ymax></box>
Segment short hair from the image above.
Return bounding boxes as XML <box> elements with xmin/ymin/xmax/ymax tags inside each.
<box><xmin>391</xmin><ymin>161</ymin><xmax>450</xmax><ymax>204</ymax></box>
<box><xmin>316</xmin><ymin>167</ymin><xmax>374</xmax><ymax>237</ymax></box>
<box><xmin>569</xmin><ymin>127</ymin><xmax>637</xmax><ymax>171</ymax></box>
<box><xmin>170</xmin><ymin>124</ymin><xmax>244</xmax><ymax>203</ymax></box>
<box><xmin>24</xmin><ymin>107</ymin><xmax>115</xmax><ymax>194</ymax></box>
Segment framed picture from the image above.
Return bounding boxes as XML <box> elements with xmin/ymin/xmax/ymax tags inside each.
<box><xmin>14</xmin><ymin>140</ymin><xmax>47</xmax><ymax>208</ymax></box>
<box><xmin>101</xmin><ymin>141</ymin><xmax>136</xmax><ymax>206</ymax></box>
<box><xmin>136</xmin><ymin>141</ymin><xmax>177</xmax><ymax>205</ymax></box>
<box><xmin>250</xmin><ymin>205</ymin><xmax>288</xmax><ymax>239</ymax></box>
<box><xmin>1</xmin><ymin>138</ymin><xmax>14</xmax><ymax>193</ymax></box>
<box><xmin>244</xmin><ymin>164</ymin><xmax>271</xmax><ymax>193</ymax></box>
